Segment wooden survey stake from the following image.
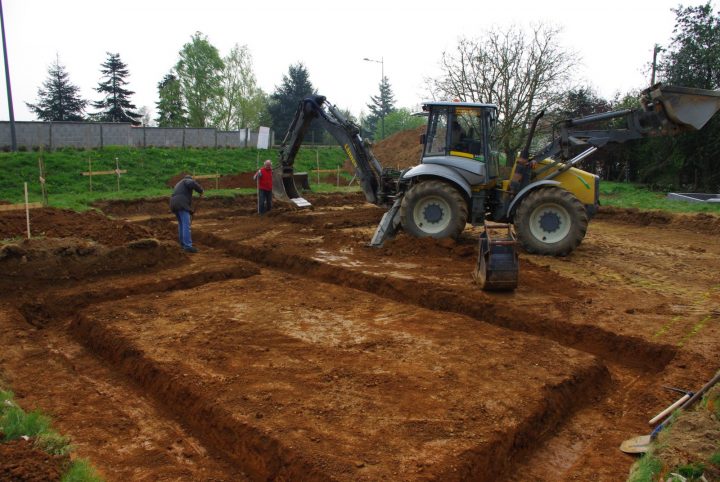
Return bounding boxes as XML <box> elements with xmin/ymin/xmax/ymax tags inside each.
<box><xmin>82</xmin><ymin>157</ymin><xmax>127</xmax><ymax>192</ymax></box>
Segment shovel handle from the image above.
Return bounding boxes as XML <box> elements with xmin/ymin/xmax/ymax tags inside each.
<box><xmin>649</xmin><ymin>393</ymin><xmax>691</xmax><ymax>425</ymax></box>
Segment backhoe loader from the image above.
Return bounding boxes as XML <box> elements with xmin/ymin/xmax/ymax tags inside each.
<box><xmin>272</xmin><ymin>84</ymin><xmax>720</xmax><ymax>289</ymax></box>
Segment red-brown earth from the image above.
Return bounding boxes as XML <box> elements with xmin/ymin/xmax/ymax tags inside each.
<box><xmin>0</xmin><ymin>192</ymin><xmax>718</xmax><ymax>480</ymax></box>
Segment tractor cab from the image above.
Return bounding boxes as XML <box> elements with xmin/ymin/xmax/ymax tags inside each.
<box><xmin>421</xmin><ymin>101</ymin><xmax>500</xmax><ymax>182</ymax></box>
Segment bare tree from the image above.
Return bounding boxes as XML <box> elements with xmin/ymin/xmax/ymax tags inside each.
<box><xmin>428</xmin><ymin>24</ymin><xmax>576</xmax><ymax>164</ymax></box>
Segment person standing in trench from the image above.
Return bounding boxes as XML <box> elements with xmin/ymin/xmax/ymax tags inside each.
<box><xmin>254</xmin><ymin>159</ymin><xmax>273</xmax><ymax>215</ymax></box>
<box><xmin>169</xmin><ymin>174</ymin><xmax>204</xmax><ymax>253</ymax></box>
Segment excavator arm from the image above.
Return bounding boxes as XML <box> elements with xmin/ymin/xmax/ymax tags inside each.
<box><xmin>530</xmin><ymin>84</ymin><xmax>720</xmax><ymax>175</ymax></box>
<box><xmin>273</xmin><ymin>95</ymin><xmax>395</xmax><ymax>207</ymax></box>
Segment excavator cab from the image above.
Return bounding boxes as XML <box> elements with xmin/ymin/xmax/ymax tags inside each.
<box><xmin>421</xmin><ymin>102</ymin><xmax>500</xmax><ymax>180</ymax></box>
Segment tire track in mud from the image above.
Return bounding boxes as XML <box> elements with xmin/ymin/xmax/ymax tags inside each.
<box><xmin>194</xmin><ymin>230</ymin><xmax>676</xmax><ymax>372</ymax></box>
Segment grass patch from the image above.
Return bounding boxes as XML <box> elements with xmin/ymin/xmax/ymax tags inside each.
<box><xmin>0</xmin><ymin>388</ymin><xmax>104</xmax><ymax>481</ymax></box>
<box><xmin>710</xmin><ymin>451</ymin><xmax>720</xmax><ymax>465</ymax></box>
<box><xmin>600</xmin><ymin>181</ymin><xmax>720</xmax><ymax>213</ymax></box>
<box><xmin>61</xmin><ymin>459</ymin><xmax>103</xmax><ymax>482</ymax></box>
<box><xmin>0</xmin><ymin>145</ymin><xmax>347</xmax><ymax>209</ymax></box>
<box><xmin>628</xmin><ymin>453</ymin><xmax>663</xmax><ymax>482</ymax></box>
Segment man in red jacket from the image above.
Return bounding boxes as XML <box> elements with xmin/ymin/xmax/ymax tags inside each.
<box><xmin>253</xmin><ymin>159</ymin><xmax>274</xmax><ymax>215</ymax></box>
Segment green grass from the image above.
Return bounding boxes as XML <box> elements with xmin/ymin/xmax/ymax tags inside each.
<box><xmin>0</xmin><ymin>145</ymin><xmax>347</xmax><ymax>209</ymax></box>
<box><xmin>600</xmin><ymin>181</ymin><xmax>720</xmax><ymax>213</ymax></box>
<box><xmin>0</xmin><ymin>388</ymin><xmax>104</xmax><ymax>481</ymax></box>
<box><xmin>61</xmin><ymin>459</ymin><xmax>103</xmax><ymax>482</ymax></box>
<box><xmin>628</xmin><ymin>453</ymin><xmax>663</xmax><ymax>482</ymax></box>
<box><xmin>2</xmin><ymin>147</ymin><xmax>719</xmax><ymax>214</ymax></box>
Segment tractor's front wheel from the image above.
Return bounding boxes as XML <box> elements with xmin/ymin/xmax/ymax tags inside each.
<box><xmin>514</xmin><ymin>187</ymin><xmax>588</xmax><ymax>256</ymax></box>
<box><xmin>400</xmin><ymin>180</ymin><xmax>468</xmax><ymax>239</ymax></box>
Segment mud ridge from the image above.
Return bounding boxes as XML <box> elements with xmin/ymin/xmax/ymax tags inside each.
<box><xmin>195</xmin><ymin>230</ymin><xmax>676</xmax><ymax>372</ymax></box>
<box><xmin>66</xmin><ymin>298</ymin><xmax>611</xmax><ymax>482</ymax></box>
<box><xmin>19</xmin><ymin>264</ymin><xmax>259</xmax><ymax>328</ymax></box>
<box><xmin>431</xmin><ymin>361</ymin><xmax>610</xmax><ymax>481</ymax></box>
<box><xmin>68</xmin><ymin>313</ymin><xmax>333</xmax><ymax>481</ymax></box>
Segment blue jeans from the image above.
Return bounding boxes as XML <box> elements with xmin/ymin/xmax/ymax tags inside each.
<box><xmin>259</xmin><ymin>189</ymin><xmax>272</xmax><ymax>214</ymax></box>
<box><xmin>175</xmin><ymin>210</ymin><xmax>192</xmax><ymax>248</ymax></box>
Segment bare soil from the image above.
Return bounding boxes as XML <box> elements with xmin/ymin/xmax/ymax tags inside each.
<box><xmin>0</xmin><ymin>438</ymin><xmax>68</xmax><ymax>481</ymax></box>
<box><xmin>0</xmin><ymin>192</ymin><xmax>718</xmax><ymax>481</ymax></box>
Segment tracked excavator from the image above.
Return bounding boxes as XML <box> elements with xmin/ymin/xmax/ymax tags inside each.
<box><xmin>273</xmin><ymin>84</ymin><xmax>720</xmax><ymax>290</ymax></box>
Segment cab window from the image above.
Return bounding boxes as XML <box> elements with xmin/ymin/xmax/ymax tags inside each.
<box><xmin>450</xmin><ymin>108</ymin><xmax>484</xmax><ymax>159</ymax></box>
<box><xmin>424</xmin><ymin>108</ymin><xmax>449</xmax><ymax>156</ymax></box>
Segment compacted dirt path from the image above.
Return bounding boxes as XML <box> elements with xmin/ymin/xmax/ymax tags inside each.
<box><xmin>0</xmin><ymin>193</ymin><xmax>717</xmax><ymax>480</ymax></box>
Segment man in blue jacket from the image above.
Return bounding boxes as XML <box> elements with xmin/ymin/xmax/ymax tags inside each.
<box><xmin>169</xmin><ymin>175</ymin><xmax>204</xmax><ymax>253</ymax></box>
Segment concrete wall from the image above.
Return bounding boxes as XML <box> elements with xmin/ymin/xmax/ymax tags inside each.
<box><xmin>0</xmin><ymin>121</ymin><xmax>270</xmax><ymax>150</ymax></box>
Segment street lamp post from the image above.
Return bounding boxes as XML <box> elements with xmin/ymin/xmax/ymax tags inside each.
<box><xmin>0</xmin><ymin>0</ymin><xmax>16</xmax><ymax>151</ymax></box>
<box><xmin>363</xmin><ymin>56</ymin><xmax>384</xmax><ymax>139</ymax></box>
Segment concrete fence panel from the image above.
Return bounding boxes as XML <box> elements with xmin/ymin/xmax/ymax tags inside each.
<box><xmin>0</xmin><ymin>121</ymin><xmax>271</xmax><ymax>150</ymax></box>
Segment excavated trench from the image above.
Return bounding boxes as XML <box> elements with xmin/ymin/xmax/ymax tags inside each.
<box><xmin>4</xmin><ymin>194</ymin><xmax>716</xmax><ymax>480</ymax></box>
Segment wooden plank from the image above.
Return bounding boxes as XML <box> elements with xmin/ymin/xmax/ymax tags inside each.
<box><xmin>193</xmin><ymin>174</ymin><xmax>220</xmax><ymax>180</ymax></box>
<box><xmin>81</xmin><ymin>169</ymin><xmax>127</xmax><ymax>176</ymax></box>
<box><xmin>0</xmin><ymin>202</ymin><xmax>43</xmax><ymax>212</ymax></box>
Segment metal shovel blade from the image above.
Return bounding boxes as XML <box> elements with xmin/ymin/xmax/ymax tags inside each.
<box><xmin>651</xmin><ymin>85</ymin><xmax>720</xmax><ymax>130</ymax></box>
<box><xmin>272</xmin><ymin>167</ymin><xmax>311</xmax><ymax>208</ymax></box>
<box><xmin>619</xmin><ymin>435</ymin><xmax>652</xmax><ymax>454</ymax></box>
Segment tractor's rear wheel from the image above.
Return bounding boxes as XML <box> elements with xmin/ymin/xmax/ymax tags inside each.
<box><xmin>514</xmin><ymin>187</ymin><xmax>588</xmax><ymax>256</ymax></box>
<box><xmin>400</xmin><ymin>180</ymin><xmax>468</xmax><ymax>239</ymax></box>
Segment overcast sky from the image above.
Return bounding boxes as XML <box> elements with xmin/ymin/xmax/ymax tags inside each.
<box><xmin>0</xmin><ymin>0</ymin><xmax>705</xmax><ymax>123</ymax></box>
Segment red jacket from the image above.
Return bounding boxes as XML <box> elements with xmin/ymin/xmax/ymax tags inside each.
<box><xmin>257</xmin><ymin>167</ymin><xmax>273</xmax><ymax>191</ymax></box>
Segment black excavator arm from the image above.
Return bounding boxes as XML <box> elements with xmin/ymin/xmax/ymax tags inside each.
<box><xmin>528</xmin><ymin>84</ymin><xmax>720</xmax><ymax>176</ymax></box>
<box><xmin>273</xmin><ymin>95</ymin><xmax>397</xmax><ymax>207</ymax></box>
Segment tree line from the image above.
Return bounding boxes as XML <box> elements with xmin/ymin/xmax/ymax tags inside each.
<box><xmin>23</xmin><ymin>3</ymin><xmax>720</xmax><ymax>191</ymax></box>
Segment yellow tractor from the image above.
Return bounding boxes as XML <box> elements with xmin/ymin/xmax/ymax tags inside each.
<box><xmin>273</xmin><ymin>84</ymin><xmax>720</xmax><ymax>290</ymax></box>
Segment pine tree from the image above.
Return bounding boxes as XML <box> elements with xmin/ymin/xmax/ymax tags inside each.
<box><xmin>91</xmin><ymin>52</ymin><xmax>141</xmax><ymax>125</ymax></box>
<box><xmin>268</xmin><ymin>63</ymin><xmax>321</xmax><ymax>143</ymax></box>
<box><xmin>155</xmin><ymin>73</ymin><xmax>187</xmax><ymax>127</ymax></box>
<box><xmin>26</xmin><ymin>59</ymin><xmax>87</xmax><ymax>121</ymax></box>
<box><xmin>365</xmin><ymin>76</ymin><xmax>396</xmax><ymax>140</ymax></box>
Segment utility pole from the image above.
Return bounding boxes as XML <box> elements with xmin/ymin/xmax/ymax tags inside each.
<box><xmin>0</xmin><ymin>0</ymin><xmax>16</xmax><ymax>151</ymax></box>
<box><xmin>363</xmin><ymin>56</ymin><xmax>385</xmax><ymax>140</ymax></box>
<box><xmin>651</xmin><ymin>44</ymin><xmax>662</xmax><ymax>87</ymax></box>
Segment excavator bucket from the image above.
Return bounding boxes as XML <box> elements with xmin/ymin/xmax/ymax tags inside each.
<box><xmin>473</xmin><ymin>223</ymin><xmax>518</xmax><ymax>291</ymax></box>
<box><xmin>272</xmin><ymin>167</ymin><xmax>311</xmax><ymax>208</ymax></box>
<box><xmin>650</xmin><ymin>85</ymin><xmax>720</xmax><ymax>130</ymax></box>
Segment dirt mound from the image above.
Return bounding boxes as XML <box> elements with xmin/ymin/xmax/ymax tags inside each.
<box><xmin>0</xmin><ymin>438</ymin><xmax>69</xmax><ymax>481</ymax></box>
<box><xmin>379</xmin><ymin>233</ymin><xmax>477</xmax><ymax>258</ymax></box>
<box><xmin>0</xmin><ymin>208</ymin><xmax>154</xmax><ymax>246</ymax></box>
<box><xmin>649</xmin><ymin>385</ymin><xmax>720</xmax><ymax>479</ymax></box>
<box><xmin>371</xmin><ymin>126</ymin><xmax>424</xmax><ymax>169</ymax></box>
<box><xmin>166</xmin><ymin>172</ymin><xmax>258</xmax><ymax>189</ymax></box>
<box><xmin>0</xmin><ymin>237</ymin><xmax>185</xmax><ymax>287</ymax></box>
<box><xmin>597</xmin><ymin>206</ymin><xmax>720</xmax><ymax>235</ymax></box>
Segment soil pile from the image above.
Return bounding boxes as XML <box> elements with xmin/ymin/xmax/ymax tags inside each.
<box><xmin>0</xmin><ymin>208</ymin><xmax>154</xmax><ymax>245</ymax></box>
<box><xmin>644</xmin><ymin>384</ymin><xmax>720</xmax><ymax>479</ymax></box>
<box><xmin>597</xmin><ymin>206</ymin><xmax>720</xmax><ymax>235</ymax></box>
<box><xmin>0</xmin><ymin>237</ymin><xmax>184</xmax><ymax>283</ymax></box>
<box><xmin>0</xmin><ymin>438</ymin><xmax>69</xmax><ymax>481</ymax></box>
<box><xmin>371</xmin><ymin>126</ymin><xmax>424</xmax><ymax>169</ymax></box>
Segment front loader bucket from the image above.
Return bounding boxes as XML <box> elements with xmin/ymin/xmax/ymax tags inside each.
<box><xmin>650</xmin><ymin>85</ymin><xmax>720</xmax><ymax>130</ymax></box>
<box><xmin>272</xmin><ymin>167</ymin><xmax>311</xmax><ymax>208</ymax></box>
